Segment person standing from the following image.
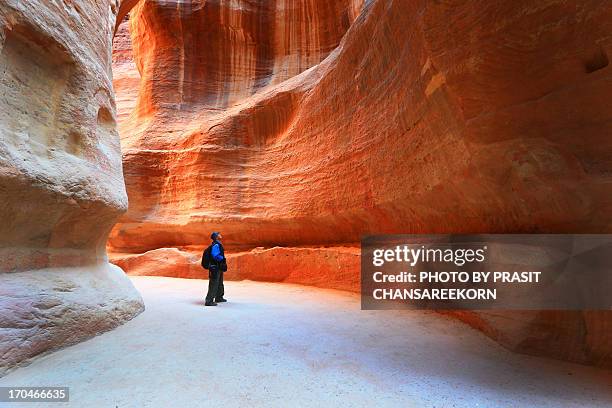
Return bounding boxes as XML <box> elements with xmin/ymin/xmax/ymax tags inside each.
<box><xmin>204</xmin><ymin>231</ymin><xmax>227</xmax><ymax>306</ymax></box>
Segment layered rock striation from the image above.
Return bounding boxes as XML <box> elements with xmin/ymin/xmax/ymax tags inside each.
<box><xmin>0</xmin><ymin>0</ymin><xmax>144</xmax><ymax>375</ymax></box>
<box><xmin>112</xmin><ymin>246</ymin><xmax>360</xmax><ymax>291</ymax></box>
<box><xmin>110</xmin><ymin>0</ymin><xmax>612</xmax><ymax>368</ymax></box>
<box><xmin>111</xmin><ymin>0</ymin><xmax>611</xmax><ymax>253</ymax></box>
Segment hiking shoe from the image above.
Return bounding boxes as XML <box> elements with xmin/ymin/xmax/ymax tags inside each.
<box><xmin>215</xmin><ymin>298</ymin><xmax>227</xmax><ymax>303</ymax></box>
<box><xmin>205</xmin><ymin>301</ymin><xmax>218</xmax><ymax>306</ymax></box>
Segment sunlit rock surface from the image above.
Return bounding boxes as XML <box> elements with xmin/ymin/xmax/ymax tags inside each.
<box><xmin>0</xmin><ymin>0</ymin><xmax>143</xmax><ymax>375</ymax></box>
<box><xmin>112</xmin><ymin>15</ymin><xmax>140</xmax><ymax>133</ymax></box>
<box><xmin>111</xmin><ymin>246</ymin><xmax>360</xmax><ymax>291</ymax></box>
<box><xmin>109</xmin><ymin>0</ymin><xmax>612</xmax><ymax>368</ymax></box>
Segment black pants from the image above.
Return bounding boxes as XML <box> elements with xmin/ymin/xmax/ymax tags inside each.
<box><xmin>205</xmin><ymin>267</ymin><xmax>224</xmax><ymax>303</ymax></box>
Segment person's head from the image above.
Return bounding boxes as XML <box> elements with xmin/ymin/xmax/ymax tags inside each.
<box><xmin>211</xmin><ymin>231</ymin><xmax>222</xmax><ymax>241</ymax></box>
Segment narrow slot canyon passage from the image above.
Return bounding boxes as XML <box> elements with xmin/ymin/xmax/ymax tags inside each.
<box><xmin>1</xmin><ymin>0</ymin><xmax>611</xmax><ymax>407</ymax></box>
<box><xmin>1</xmin><ymin>277</ymin><xmax>611</xmax><ymax>407</ymax></box>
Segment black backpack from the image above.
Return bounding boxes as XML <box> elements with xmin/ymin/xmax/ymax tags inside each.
<box><xmin>201</xmin><ymin>244</ymin><xmax>213</xmax><ymax>269</ymax></box>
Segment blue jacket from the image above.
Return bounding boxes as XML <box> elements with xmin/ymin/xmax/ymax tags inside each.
<box><xmin>211</xmin><ymin>241</ymin><xmax>225</xmax><ymax>262</ymax></box>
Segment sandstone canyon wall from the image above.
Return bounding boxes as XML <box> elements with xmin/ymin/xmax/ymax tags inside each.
<box><xmin>110</xmin><ymin>0</ymin><xmax>611</xmax><ymax>368</ymax></box>
<box><xmin>0</xmin><ymin>0</ymin><xmax>144</xmax><ymax>375</ymax></box>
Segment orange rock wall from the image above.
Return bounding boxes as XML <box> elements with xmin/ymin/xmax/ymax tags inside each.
<box><xmin>112</xmin><ymin>246</ymin><xmax>360</xmax><ymax>291</ymax></box>
<box><xmin>109</xmin><ymin>0</ymin><xmax>612</xmax><ymax>368</ymax></box>
<box><xmin>130</xmin><ymin>0</ymin><xmax>364</xmax><ymax>114</ymax></box>
<box><xmin>111</xmin><ymin>0</ymin><xmax>611</xmax><ymax>253</ymax></box>
<box><xmin>109</xmin><ymin>0</ymin><xmax>365</xmax><ymax>252</ymax></box>
<box><xmin>112</xmin><ymin>16</ymin><xmax>140</xmax><ymax>133</ymax></box>
<box><xmin>111</xmin><ymin>248</ymin><xmax>203</xmax><ymax>279</ymax></box>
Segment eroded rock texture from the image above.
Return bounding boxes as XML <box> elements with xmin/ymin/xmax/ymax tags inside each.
<box><xmin>112</xmin><ymin>246</ymin><xmax>360</xmax><ymax>291</ymax></box>
<box><xmin>0</xmin><ymin>0</ymin><xmax>143</xmax><ymax>375</ymax></box>
<box><xmin>110</xmin><ymin>0</ymin><xmax>611</xmax><ymax>367</ymax></box>
<box><xmin>113</xmin><ymin>15</ymin><xmax>140</xmax><ymax>132</ymax></box>
<box><xmin>109</xmin><ymin>0</ymin><xmax>365</xmax><ymax>253</ymax></box>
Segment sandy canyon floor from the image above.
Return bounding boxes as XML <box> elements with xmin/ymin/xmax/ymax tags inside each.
<box><xmin>1</xmin><ymin>277</ymin><xmax>611</xmax><ymax>407</ymax></box>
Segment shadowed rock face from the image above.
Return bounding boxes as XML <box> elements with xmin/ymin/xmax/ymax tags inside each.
<box><xmin>0</xmin><ymin>0</ymin><xmax>144</xmax><ymax>375</ymax></box>
<box><xmin>109</xmin><ymin>0</ymin><xmax>611</xmax><ymax>367</ymax></box>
